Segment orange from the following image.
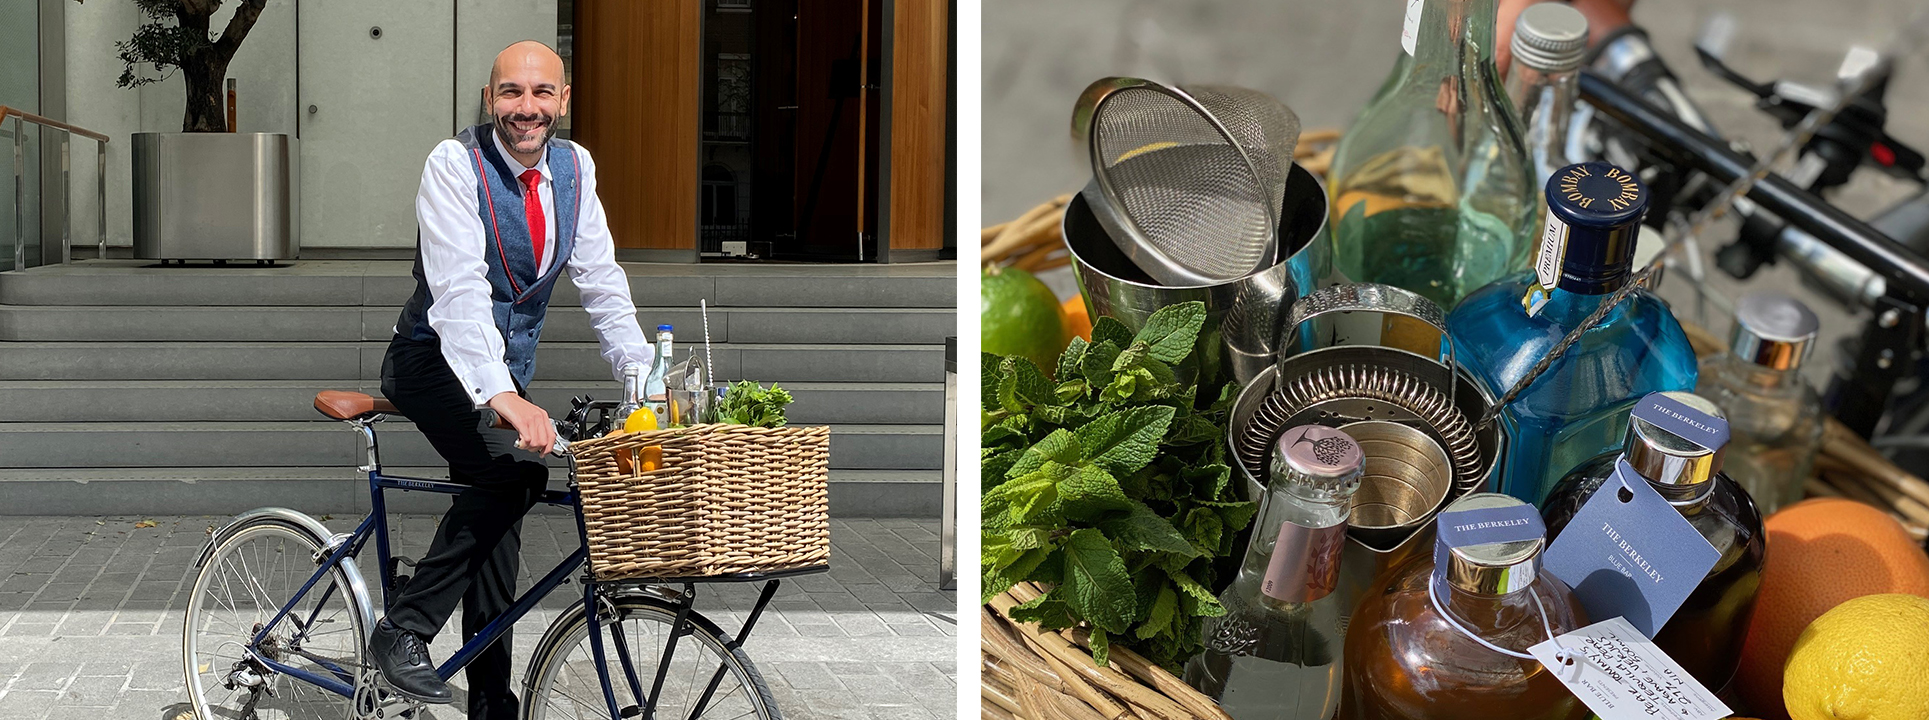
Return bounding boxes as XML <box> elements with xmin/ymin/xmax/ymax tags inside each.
<box><xmin>1735</xmin><ymin>498</ymin><xmax>1929</xmax><ymax>720</ymax></box>
<box><xmin>1062</xmin><ymin>295</ymin><xmax>1092</xmax><ymax>342</ymax></box>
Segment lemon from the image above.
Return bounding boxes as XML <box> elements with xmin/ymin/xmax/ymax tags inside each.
<box><xmin>1783</xmin><ymin>593</ymin><xmax>1929</xmax><ymax>720</ymax></box>
<box><xmin>624</xmin><ymin>406</ymin><xmax>658</xmax><ymax>432</ymax></box>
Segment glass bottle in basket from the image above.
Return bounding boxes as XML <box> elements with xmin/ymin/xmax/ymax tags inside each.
<box><xmin>1326</xmin><ymin>0</ymin><xmax>1538</xmax><ymax>308</ymax></box>
<box><xmin>1183</xmin><ymin>426</ymin><xmax>1361</xmax><ymax>719</ymax></box>
<box><xmin>1695</xmin><ymin>292</ymin><xmax>1824</xmax><ymax>515</ymax></box>
<box><xmin>645</xmin><ymin>324</ymin><xmax>675</xmax><ymax>428</ymax></box>
<box><xmin>1447</xmin><ymin>161</ymin><xmax>1695</xmax><ymax>506</ymax></box>
<box><xmin>1339</xmin><ymin>493</ymin><xmax>1588</xmax><ymax>720</ymax></box>
<box><xmin>1541</xmin><ymin>392</ymin><xmax>1766</xmax><ymax>693</ymax></box>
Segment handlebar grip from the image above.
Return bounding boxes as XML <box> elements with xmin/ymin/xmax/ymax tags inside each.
<box><xmin>478</xmin><ymin>409</ymin><xmax>570</xmax><ymax>456</ymax></box>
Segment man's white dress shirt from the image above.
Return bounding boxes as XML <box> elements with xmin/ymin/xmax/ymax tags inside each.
<box><xmin>411</xmin><ymin>130</ymin><xmax>653</xmax><ymax>407</ymax></box>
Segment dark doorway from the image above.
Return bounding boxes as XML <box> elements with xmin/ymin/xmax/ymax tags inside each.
<box><xmin>717</xmin><ymin>0</ymin><xmax>882</xmax><ymax>262</ymax></box>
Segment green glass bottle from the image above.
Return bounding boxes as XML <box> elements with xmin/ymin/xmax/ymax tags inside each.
<box><xmin>1328</xmin><ymin>0</ymin><xmax>1537</xmax><ymax>308</ymax></box>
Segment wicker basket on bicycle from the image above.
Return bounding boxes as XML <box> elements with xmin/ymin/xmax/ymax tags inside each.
<box><xmin>569</xmin><ymin>422</ymin><xmax>831</xmax><ymax>582</ymax></box>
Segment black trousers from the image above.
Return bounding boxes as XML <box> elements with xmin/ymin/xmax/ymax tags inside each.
<box><xmin>380</xmin><ymin>336</ymin><xmax>547</xmax><ymax>720</ymax></box>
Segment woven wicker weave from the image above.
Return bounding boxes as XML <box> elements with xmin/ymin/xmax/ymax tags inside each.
<box><xmin>569</xmin><ymin>423</ymin><xmax>832</xmax><ymax>581</ymax></box>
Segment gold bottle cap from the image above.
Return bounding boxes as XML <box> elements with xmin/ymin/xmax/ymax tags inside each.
<box><xmin>1438</xmin><ymin>493</ymin><xmax>1545</xmax><ymax>596</ymax></box>
<box><xmin>1624</xmin><ymin>391</ymin><xmax>1728</xmax><ymax>489</ymax></box>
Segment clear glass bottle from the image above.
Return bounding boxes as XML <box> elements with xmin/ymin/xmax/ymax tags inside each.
<box><xmin>1447</xmin><ymin>161</ymin><xmax>1696</xmax><ymax>506</ymax></box>
<box><xmin>1504</xmin><ymin>3</ymin><xmax>1587</xmax><ymax>198</ymax></box>
<box><xmin>1327</xmin><ymin>0</ymin><xmax>1537</xmax><ymax>308</ymax></box>
<box><xmin>1542</xmin><ymin>391</ymin><xmax>1766</xmax><ymax>694</ymax></box>
<box><xmin>646</xmin><ymin>324</ymin><xmax>674</xmax><ymax>425</ymax></box>
<box><xmin>1185</xmin><ymin>426</ymin><xmax>1363</xmax><ymax>719</ymax></box>
<box><xmin>1340</xmin><ymin>493</ymin><xmax>1588</xmax><ymax>720</ymax></box>
<box><xmin>1697</xmin><ymin>292</ymin><xmax>1824</xmax><ymax>515</ymax></box>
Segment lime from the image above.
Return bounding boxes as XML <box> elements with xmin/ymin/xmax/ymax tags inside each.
<box><xmin>982</xmin><ymin>265</ymin><xmax>1069</xmax><ymax>374</ymax></box>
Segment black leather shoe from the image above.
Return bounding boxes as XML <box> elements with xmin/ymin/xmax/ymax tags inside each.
<box><xmin>369</xmin><ymin>618</ymin><xmax>453</xmax><ymax>704</ymax></box>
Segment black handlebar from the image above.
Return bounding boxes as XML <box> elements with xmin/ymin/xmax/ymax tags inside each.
<box><xmin>1579</xmin><ymin>70</ymin><xmax>1929</xmax><ymax>305</ymax></box>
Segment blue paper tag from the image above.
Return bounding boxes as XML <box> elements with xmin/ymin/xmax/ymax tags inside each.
<box><xmin>1432</xmin><ymin>503</ymin><xmax>1546</xmax><ymax>594</ymax></box>
<box><xmin>1540</xmin><ymin>459</ymin><xmax>1722</xmax><ymax>638</ymax></box>
<box><xmin>1631</xmin><ymin>393</ymin><xmax>1729</xmax><ymax>452</ymax></box>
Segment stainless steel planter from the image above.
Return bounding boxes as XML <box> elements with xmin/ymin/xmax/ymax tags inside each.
<box><xmin>132</xmin><ymin>132</ymin><xmax>298</xmax><ymax>260</ymax></box>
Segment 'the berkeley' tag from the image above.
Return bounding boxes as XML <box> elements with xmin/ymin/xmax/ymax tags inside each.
<box><xmin>1529</xmin><ymin>616</ymin><xmax>1732</xmax><ymax>720</ymax></box>
<box><xmin>1540</xmin><ymin>459</ymin><xmax>1721</xmax><ymax>638</ymax></box>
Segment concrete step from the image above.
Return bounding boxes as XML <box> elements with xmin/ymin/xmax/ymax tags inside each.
<box><xmin>0</xmin><ymin>380</ymin><xmax>943</xmax><ymax>424</ymax></box>
<box><xmin>0</xmin><ymin>305</ymin><xmax>955</xmax><ymax>345</ymax></box>
<box><xmin>0</xmin><ymin>259</ymin><xmax>957</xmax><ymax>308</ymax></box>
<box><xmin>0</xmin><ymin>467</ymin><xmax>941</xmax><ymax>517</ymax></box>
<box><xmin>0</xmin><ymin>342</ymin><xmax>944</xmax><ymax>382</ymax></box>
<box><xmin>0</xmin><ymin>422</ymin><xmax>943</xmax><ymax>470</ymax></box>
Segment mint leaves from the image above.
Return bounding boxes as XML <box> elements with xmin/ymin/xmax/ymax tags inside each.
<box><xmin>981</xmin><ymin>301</ymin><xmax>1253</xmax><ymax>671</ymax></box>
<box><xmin>714</xmin><ymin>381</ymin><xmax>793</xmax><ymax>427</ymax></box>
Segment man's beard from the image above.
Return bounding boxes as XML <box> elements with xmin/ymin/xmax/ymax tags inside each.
<box><xmin>492</xmin><ymin>111</ymin><xmax>557</xmax><ymax>154</ymax></box>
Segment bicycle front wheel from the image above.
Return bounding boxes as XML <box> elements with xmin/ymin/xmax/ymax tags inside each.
<box><xmin>183</xmin><ymin>520</ymin><xmax>368</xmax><ymax>720</ymax></box>
<box><xmin>523</xmin><ymin>594</ymin><xmax>778</xmax><ymax>720</ymax></box>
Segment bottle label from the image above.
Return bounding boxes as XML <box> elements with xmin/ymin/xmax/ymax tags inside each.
<box><xmin>1401</xmin><ymin>0</ymin><xmax>1424</xmax><ymax>55</ymax></box>
<box><xmin>1539</xmin><ymin>459</ymin><xmax>1722</xmax><ymax>639</ymax></box>
<box><xmin>1524</xmin><ymin>206</ymin><xmax>1569</xmax><ymax>316</ymax></box>
<box><xmin>1262</xmin><ymin>520</ymin><xmax>1345</xmax><ymax>603</ymax></box>
<box><xmin>1528</xmin><ymin>616</ymin><xmax>1732</xmax><ymax>720</ymax></box>
<box><xmin>1431</xmin><ymin>503</ymin><xmax>1546</xmax><ymax>596</ymax></box>
<box><xmin>1631</xmin><ymin>393</ymin><xmax>1730</xmax><ymax>453</ymax></box>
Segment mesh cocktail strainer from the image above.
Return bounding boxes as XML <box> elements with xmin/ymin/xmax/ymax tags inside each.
<box><xmin>1073</xmin><ymin>78</ymin><xmax>1301</xmax><ymax>287</ymax></box>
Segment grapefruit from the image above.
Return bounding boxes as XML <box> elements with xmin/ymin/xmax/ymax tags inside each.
<box><xmin>1735</xmin><ymin>498</ymin><xmax>1929</xmax><ymax>719</ymax></box>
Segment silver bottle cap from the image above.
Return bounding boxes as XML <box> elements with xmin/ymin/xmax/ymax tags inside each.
<box><xmin>1273</xmin><ymin>425</ymin><xmax>1365</xmax><ymax>494</ymax></box>
<box><xmin>1440</xmin><ymin>493</ymin><xmax>1544</xmax><ymax>596</ymax></box>
<box><xmin>1512</xmin><ymin>3</ymin><xmax>1589</xmax><ymax>73</ymax></box>
<box><xmin>1730</xmin><ymin>291</ymin><xmax>1820</xmax><ymax>371</ymax></box>
<box><xmin>1625</xmin><ymin>392</ymin><xmax>1728</xmax><ymax>488</ymax></box>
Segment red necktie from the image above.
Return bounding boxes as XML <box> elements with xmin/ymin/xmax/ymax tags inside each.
<box><xmin>519</xmin><ymin>169</ymin><xmax>546</xmax><ymax>270</ymax></box>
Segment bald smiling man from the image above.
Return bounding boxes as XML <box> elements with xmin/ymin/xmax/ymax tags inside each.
<box><xmin>370</xmin><ymin>40</ymin><xmax>653</xmax><ymax>715</ymax></box>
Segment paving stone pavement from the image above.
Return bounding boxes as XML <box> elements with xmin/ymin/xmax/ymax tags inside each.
<box><xmin>0</xmin><ymin>513</ymin><xmax>957</xmax><ymax>720</ymax></box>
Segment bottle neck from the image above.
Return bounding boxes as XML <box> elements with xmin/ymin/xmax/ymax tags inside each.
<box><xmin>1242</xmin><ymin>479</ymin><xmax>1351</xmax><ymax>573</ymax></box>
<box><xmin>1506</xmin><ymin>62</ymin><xmax>1576</xmax><ymax>185</ymax></box>
<box><xmin>1717</xmin><ymin>352</ymin><xmax>1803</xmax><ymax>391</ymax></box>
<box><xmin>1531</xmin><ymin>280</ymin><xmax>1632</xmax><ymax>326</ymax></box>
<box><xmin>1407</xmin><ymin>0</ymin><xmax>1501</xmax><ymax>76</ymax></box>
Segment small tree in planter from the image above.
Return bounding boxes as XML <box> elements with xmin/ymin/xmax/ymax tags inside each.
<box><xmin>104</xmin><ymin>0</ymin><xmax>271</xmax><ymax>132</ymax></box>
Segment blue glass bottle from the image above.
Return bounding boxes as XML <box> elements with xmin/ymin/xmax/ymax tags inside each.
<box><xmin>1447</xmin><ymin>162</ymin><xmax>1696</xmax><ymax>506</ymax></box>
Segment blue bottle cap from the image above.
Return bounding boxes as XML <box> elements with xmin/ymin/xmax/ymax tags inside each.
<box><xmin>657</xmin><ymin>324</ymin><xmax>674</xmax><ymax>331</ymax></box>
<box><xmin>1535</xmin><ymin>162</ymin><xmax>1649</xmax><ymax>295</ymax></box>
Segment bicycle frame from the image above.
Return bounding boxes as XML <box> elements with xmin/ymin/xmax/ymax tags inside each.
<box><xmin>223</xmin><ymin>453</ymin><xmax>790</xmax><ymax>720</ymax></box>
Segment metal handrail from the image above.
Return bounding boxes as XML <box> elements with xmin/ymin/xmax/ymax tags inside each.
<box><xmin>0</xmin><ymin>105</ymin><xmax>109</xmax><ymax>270</ymax></box>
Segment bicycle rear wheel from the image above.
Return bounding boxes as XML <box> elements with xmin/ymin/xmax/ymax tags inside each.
<box><xmin>522</xmin><ymin>594</ymin><xmax>778</xmax><ymax>720</ymax></box>
<box><xmin>183</xmin><ymin>520</ymin><xmax>369</xmax><ymax>720</ymax></box>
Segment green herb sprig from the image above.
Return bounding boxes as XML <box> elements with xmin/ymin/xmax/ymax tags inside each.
<box><xmin>715</xmin><ymin>381</ymin><xmax>793</xmax><ymax>428</ymax></box>
<box><xmin>981</xmin><ymin>301</ymin><xmax>1253</xmax><ymax>671</ymax></box>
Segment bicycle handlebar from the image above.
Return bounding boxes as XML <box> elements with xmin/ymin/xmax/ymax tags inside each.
<box><xmin>478</xmin><ymin>408</ymin><xmax>572</xmax><ymax>457</ymax></box>
<box><xmin>1579</xmin><ymin>70</ymin><xmax>1929</xmax><ymax>305</ymax></box>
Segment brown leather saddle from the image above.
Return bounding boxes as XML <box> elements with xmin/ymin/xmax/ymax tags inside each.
<box><xmin>313</xmin><ymin>390</ymin><xmax>401</xmax><ymax>420</ymax></box>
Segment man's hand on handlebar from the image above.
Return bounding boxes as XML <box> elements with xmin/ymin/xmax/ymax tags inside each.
<box><xmin>488</xmin><ymin>392</ymin><xmax>559</xmax><ymax>454</ymax></box>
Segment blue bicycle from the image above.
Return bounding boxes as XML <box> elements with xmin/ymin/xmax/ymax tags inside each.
<box><xmin>181</xmin><ymin>391</ymin><xmax>816</xmax><ymax>720</ymax></box>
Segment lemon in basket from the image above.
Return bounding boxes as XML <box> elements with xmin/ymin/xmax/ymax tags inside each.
<box><xmin>622</xmin><ymin>407</ymin><xmax>663</xmax><ymax>472</ymax></box>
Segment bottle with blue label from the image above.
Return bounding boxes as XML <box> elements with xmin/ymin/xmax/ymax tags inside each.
<box><xmin>1540</xmin><ymin>391</ymin><xmax>1765</xmax><ymax>695</ymax></box>
<box><xmin>1446</xmin><ymin>161</ymin><xmax>1696</xmax><ymax>506</ymax></box>
<box><xmin>1185</xmin><ymin>426</ymin><xmax>1363</xmax><ymax>719</ymax></box>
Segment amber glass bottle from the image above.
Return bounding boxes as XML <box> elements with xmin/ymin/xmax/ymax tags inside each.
<box><xmin>1340</xmin><ymin>494</ymin><xmax>1588</xmax><ymax>720</ymax></box>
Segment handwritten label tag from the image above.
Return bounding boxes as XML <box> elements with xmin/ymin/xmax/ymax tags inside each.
<box><xmin>1401</xmin><ymin>0</ymin><xmax>1425</xmax><ymax>55</ymax></box>
<box><xmin>1541</xmin><ymin>459</ymin><xmax>1721</xmax><ymax>637</ymax></box>
<box><xmin>1529</xmin><ymin>616</ymin><xmax>1732</xmax><ymax>720</ymax></box>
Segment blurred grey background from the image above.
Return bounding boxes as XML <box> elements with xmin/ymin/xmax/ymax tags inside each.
<box><xmin>983</xmin><ymin>0</ymin><xmax>1929</xmax><ymax>386</ymax></box>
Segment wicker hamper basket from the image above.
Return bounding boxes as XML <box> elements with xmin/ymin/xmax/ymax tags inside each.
<box><xmin>569</xmin><ymin>423</ymin><xmax>832</xmax><ymax>581</ymax></box>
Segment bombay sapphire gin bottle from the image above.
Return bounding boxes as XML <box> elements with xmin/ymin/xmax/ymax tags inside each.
<box><xmin>1542</xmin><ymin>392</ymin><xmax>1765</xmax><ymax>693</ymax></box>
<box><xmin>1697</xmin><ymin>292</ymin><xmax>1824</xmax><ymax>514</ymax></box>
<box><xmin>1448</xmin><ymin>161</ymin><xmax>1696</xmax><ymax>505</ymax></box>
<box><xmin>1185</xmin><ymin>425</ymin><xmax>1362</xmax><ymax>719</ymax></box>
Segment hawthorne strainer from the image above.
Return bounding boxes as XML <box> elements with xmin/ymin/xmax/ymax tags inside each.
<box><xmin>1073</xmin><ymin>78</ymin><xmax>1301</xmax><ymax>287</ymax></box>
